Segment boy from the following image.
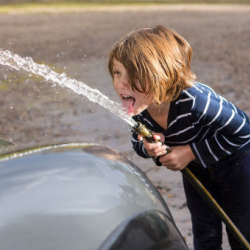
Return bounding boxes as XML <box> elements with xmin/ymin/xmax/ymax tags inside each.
<box><xmin>108</xmin><ymin>25</ymin><xmax>250</xmax><ymax>250</ymax></box>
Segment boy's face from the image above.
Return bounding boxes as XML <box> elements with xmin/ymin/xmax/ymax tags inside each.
<box><xmin>112</xmin><ymin>59</ymin><xmax>154</xmax><ymax>116</ymax></box>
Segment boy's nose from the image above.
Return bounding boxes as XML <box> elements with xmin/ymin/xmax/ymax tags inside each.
<box><xmin>118</xmin><ymin>75</ymin><xmax>130</xmax><ymax>88</ymax></box>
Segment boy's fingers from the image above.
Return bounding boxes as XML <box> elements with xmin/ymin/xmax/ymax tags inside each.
<box><xmin>143</xmin><ymin>143</ymin><xmax>158</xmax><ymax>153</ymax></box>
<box><xmin>154</xmin><ymin>135</ymin><xmax>162</xmax><ymax>144</ymax></box>
<box><xmin>155</xmin><ymin>150</ymin><xmax>168</xmax><ymax>157</ymax></box>
<box><xmin>159</xmin><ymin>154</ymin><xmax>170</xmax><ymax>163</ymax></box>
<box><xmin>149</xmin><ymin>145</ymin><xmax>168</xmax><ymax>154</ymax></box>
<box><xmin>153</xmin><ymin>135</ymin><xmax>161</xmax><ymax>141</ymax></box>
<box><xmin>155</xmin><ymin>144</ymin><xmax>168</xmax><ymax>152</ymax></box>
<box><xmin>138</xmin><ymin>135</ymin><xmax>143</xmax><ymax>141</ymax></box>
<box><xmin>153</xmin><ymin>134</ymin><xmax>165</xmax><ymax>144</ymax></box>
<box><xmin>151</xmin><ymin>142</ymin><xmax>164</xmax><ymax>150</ymax></box>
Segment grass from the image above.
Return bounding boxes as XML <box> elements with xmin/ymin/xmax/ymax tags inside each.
<box><xmin>0</xmin><ymin>0</ymin><xmax>249</xmax><ymax>13</ymax></box>
<box><xmin>1</xmin><ymin>0</ymin><xmax>250</xmax><ymax>3</ymax></box>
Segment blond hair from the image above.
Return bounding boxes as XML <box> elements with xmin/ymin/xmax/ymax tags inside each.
<box><xmin>108</xmin><ymin>25</ymin><xmax>196</xmax><ymax>104</ymax></box>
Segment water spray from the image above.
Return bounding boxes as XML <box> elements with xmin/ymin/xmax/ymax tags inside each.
<box><xmin>0</xmin><ymin>49</ymin><xmax>137</xmax><ymax>128</ymax></box>
<box><xmin>132</xmin><ymin>121</ymin><xmax>250</xmax><ymax>250</ymax></box>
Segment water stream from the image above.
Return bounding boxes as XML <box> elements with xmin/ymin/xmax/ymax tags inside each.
<box><xmin>0</xmin><ymin>49</ymin><xmax>137</xmax><ymax>127</ymax></box>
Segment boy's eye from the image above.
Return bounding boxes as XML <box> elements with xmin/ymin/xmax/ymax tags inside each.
<box><xmin>113</xmin><ymin>70</ymin><xmax>120</xmax><ymax>75</ymax></box>
<box><xmin>135</xmin><ymin>74</ymin><xmax>140</xmax><ymax>80</ymax></box>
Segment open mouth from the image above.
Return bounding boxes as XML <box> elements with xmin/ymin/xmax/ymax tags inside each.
<box><xmin>121</xmin><ymin>94</ymin><xmax>135</xmax><ymax>116</ymax></box>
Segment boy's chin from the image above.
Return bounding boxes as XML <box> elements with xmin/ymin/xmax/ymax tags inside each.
<box><xmin>127</xmin><ymin>111</ymin><xmax>134</xmax><ymax>117</ymax></box>
<box><xmin>131</xmin><ymin>108</ymin><xmax>145</xmax><ymax>116</ymax></box>
<box><xmin>124</xmin><ymin>106</ymin><xmax>146</xmax><ymax>117</ymax></box>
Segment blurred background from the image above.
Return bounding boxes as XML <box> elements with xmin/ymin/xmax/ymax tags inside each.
<box><xmin>0</xmin><ymin>1</ymin><xmax>250</xmax><ymax>249</ymax></box>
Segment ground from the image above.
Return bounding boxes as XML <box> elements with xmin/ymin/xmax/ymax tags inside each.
<box><xmin>0</xmin><ymin>4</ymin><xmax>250</xmax><ymax>249</ymax></box>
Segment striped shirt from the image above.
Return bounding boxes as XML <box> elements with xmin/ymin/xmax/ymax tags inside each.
<box><xmin>132</xmin><ymin>82</ymin><xmax>250</xmax><ymax>168</ymax></box>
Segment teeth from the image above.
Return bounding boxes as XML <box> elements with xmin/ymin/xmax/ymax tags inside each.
<box><xmin>122</xmin><ymin>95</ymin><xmax>131</xmax><ymax>98</ymax></box>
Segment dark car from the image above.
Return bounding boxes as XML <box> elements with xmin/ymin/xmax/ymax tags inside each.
<box><xmin>0</xmin><ymin>141</ymin><xmax>189</xmax><ymax>250</ymax></box>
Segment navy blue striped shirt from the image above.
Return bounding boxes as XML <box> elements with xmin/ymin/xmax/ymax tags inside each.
<box><xmin>132</xmin><ymin>82</ymin><xmax>250</xmax><ymax>168</ymax></box>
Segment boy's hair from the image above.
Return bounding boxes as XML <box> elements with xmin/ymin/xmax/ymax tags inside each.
<box><xmin>108</xmin><ymin>25</ymin><xmax>196</xmax><ymax>104</ymax></box>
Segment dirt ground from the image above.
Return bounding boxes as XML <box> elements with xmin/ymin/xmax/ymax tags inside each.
<box><xmin>0</xmin><ymin>5</ymin><xmax>250</xmax><ymax>249</ymax></box>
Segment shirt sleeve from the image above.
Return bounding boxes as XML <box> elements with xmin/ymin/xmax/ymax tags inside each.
<box><xmin>189</xmin><ymin>91</ymin><xmax>250</xmax><ymax>168</ymax></box>
<box><xmin>131</xmin><ymin>129</ymin><xmax>152</xmax><ymax>159</ymax></box>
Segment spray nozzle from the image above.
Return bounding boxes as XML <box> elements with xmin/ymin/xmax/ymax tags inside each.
<box><xmin>132</xmin><ymin>122</ymin><xmax>156</xmax><ymax>143</ymax></box>
<box><xmin>132</xmin><ymin>122</ymin><xmax>171</xmax><ymax>151</ymax></box>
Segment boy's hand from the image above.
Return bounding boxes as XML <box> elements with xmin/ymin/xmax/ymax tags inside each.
<box><xmin>159</xmin><ymin>145</ymin><xmax>196</xmax><ymax>171</ymax></box>
<box><xmin>138</xmin><ymin>132</ymin><xmax>167</xmax><ymax>157</ymax></box>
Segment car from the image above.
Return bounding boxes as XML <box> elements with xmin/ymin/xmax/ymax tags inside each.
<box><xmin>0</xmin><ymin>140</ymin><xmax>189</xmax><ymax>250</ymax></box>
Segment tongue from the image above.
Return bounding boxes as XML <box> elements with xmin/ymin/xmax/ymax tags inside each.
<box><xmin>122</xmin><ymin>97</ymin><xmax>135</xmax><ymax>116</ymax></box>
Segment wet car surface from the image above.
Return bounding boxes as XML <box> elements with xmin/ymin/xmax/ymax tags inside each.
<box><xmin>0</xmin><ymin>143</ymin><xmax>188</xmax><ymax>250</ymax></box>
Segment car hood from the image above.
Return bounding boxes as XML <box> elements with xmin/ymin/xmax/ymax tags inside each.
<box><xmin>0</xmin><ymin>143</ymin><xmax>173</xmax><ymax>250</ymax></box>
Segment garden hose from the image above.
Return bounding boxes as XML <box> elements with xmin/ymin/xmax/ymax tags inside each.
<box><xmin>132</xmin><ymin>122</ymin><xmax>250</xmax><ymax>250</ymax></box>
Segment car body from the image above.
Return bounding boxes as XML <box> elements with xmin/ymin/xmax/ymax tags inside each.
<box><xmin>0</xmin><ymin>142</ymin><xmax>189</xmax><ymax>250</ymax></box>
